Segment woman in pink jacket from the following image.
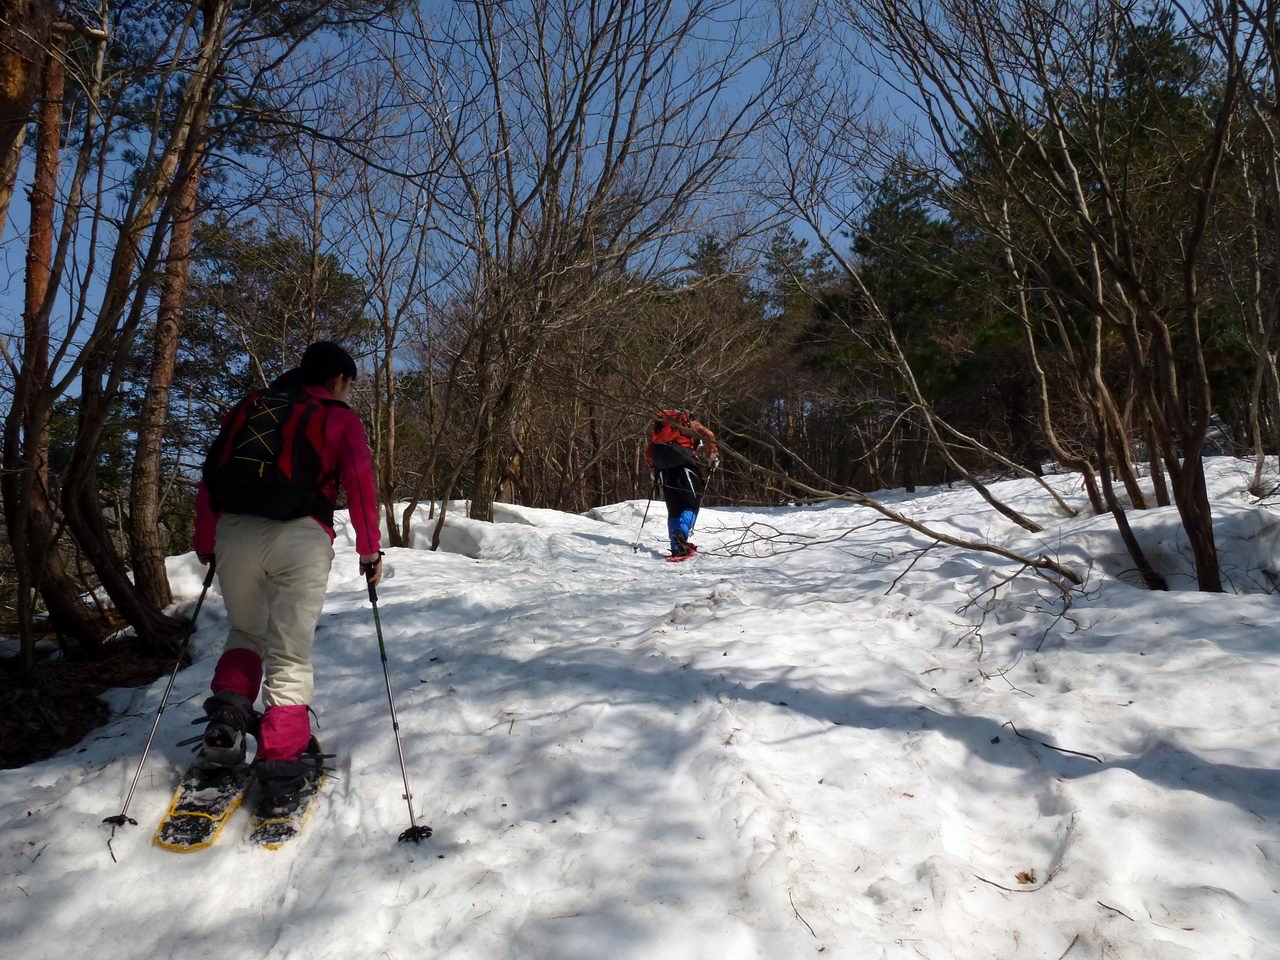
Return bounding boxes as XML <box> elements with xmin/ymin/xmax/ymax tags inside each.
<box><xmin>193</xmin><ymin>341</ymin><xmax>382</xmax><ymax>809</ymax></box>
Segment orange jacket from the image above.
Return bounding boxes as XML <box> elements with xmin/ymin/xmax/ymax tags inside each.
<box><xmin>645</xmin><ymin>410</ymin><xmax>718</xmax><ymax>467</ymax></box>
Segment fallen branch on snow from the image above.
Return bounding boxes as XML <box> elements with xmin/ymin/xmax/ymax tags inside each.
<box><xmin>1003</xmin><ymin>721</ymin><xmax>1102</xmax><ymax>763</ymax></box>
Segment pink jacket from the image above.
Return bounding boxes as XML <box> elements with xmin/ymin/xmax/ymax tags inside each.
<box><xmin>194</xmin><ymin>385</ymin><xmax>382</xmax><ymax>558</ymax></box>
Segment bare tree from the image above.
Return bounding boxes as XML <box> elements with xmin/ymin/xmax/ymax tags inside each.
<box><xmin>325</xmin><ymin>77</ymin><xmax>444</xmax><ymax>546</ymax></box>
<box><xmin>1</xmin><ymin>1</ymin><xmax>400</xmax><ymax>663</ymax></box>
<box><xmin>819</xmin><ymin>0</ymin><xmax>1261</xmax><ymax>591</ymax></box>
<box><xmin>760</xmin><ymin>76</ymin><xmax>1055</xmax><ymax>532</ymax></box>
<box><xmin>394</xmin><ymin>0</ymin><xmax>795</xmax><ymax>521</ymax></box>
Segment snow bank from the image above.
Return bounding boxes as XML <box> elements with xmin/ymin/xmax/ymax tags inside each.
<box><xmin>163</xmin><ymin>552</ymin><xmax>210</xmax><ymax>600</ymax></box>
<box><xmin>383</xmin><ymin>500</ymin><xmax>627</xmax><ymax>562</ymax></box>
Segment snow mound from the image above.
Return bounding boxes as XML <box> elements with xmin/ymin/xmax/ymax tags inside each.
<box><xmin>1047</xmin><ymin>499</ymin><xmax>1280</xmax><ymax>592</ymax></box>
<box><xmin>389</xmin><ymin>501</ymin><xmax>627</xmax><ymax>561</ymax></box>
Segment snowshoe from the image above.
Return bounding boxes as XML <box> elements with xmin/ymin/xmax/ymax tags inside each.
<box><xmin>154</xmin><ymin>757</ymin><xmax>252</xmax><ymax>852</ymax></box>
<box><xmin>667</xmin><ymin>540</ymin><xmax>698</xmax><ymax>563</ymax></box>
<box><xmin>247</xmin><ymin>737</ymin><xmax>334</xmax><ymax>849</ymax></box>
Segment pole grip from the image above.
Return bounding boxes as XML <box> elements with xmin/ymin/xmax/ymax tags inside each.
<box><xmin>362</xmin><ymin>553</ymin><xmax>383</xmax><ymax>603</ymax></box>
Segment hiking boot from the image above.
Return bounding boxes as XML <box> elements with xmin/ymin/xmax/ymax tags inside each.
<box><xmin>670</xmin><ymin>532</ymin><xmax>697</xmax><ymax>558</ymax></box>
<box><xmin>252</xmin><ymin>737</ymin><xmax>333</xmax><ymax>816</ymax></box>
<box><xmin>179</xmin><ymin>691</ymin><xmax>258</xmax><ymax>767</ymax></box>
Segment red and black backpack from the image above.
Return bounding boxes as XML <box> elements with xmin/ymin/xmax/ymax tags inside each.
<box><xmin>651</xmin><ymin>408</ymin><xmax>691</xmax><ymax>441</ymax></box>
<box><xmin>202</xmin><ymin>388</ymin><xmax>342</xmax><ymax>525</ymax></box>
<box><xmin>650</xmin><ymin>408</ymin><xmax>699</xmax><ymax>470</ymax></box>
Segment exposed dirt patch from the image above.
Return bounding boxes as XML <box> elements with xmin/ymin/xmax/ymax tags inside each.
<box><xmin>0</xmin><ymin>638</ymin><xmax>175</xmax><ymax>769</ymax></box>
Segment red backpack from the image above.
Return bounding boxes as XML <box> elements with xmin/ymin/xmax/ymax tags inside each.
<box><xmin>203</xmin><ymin>388</ymin><xmax>342</xmax><ymax>525</ymax></box>
<box><xmin>651</xmin><ymin>408</ymin><xmax>693</xmax><ymax>447</ymax></box>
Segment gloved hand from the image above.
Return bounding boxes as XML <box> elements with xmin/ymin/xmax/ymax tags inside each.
<box><xmin>708</xmin><ymin>455</ymin><xmax>721</xmax><ymax>472</ymax></box>
<box><xmin>360</xmin><ymin>552</ymin><xmax>384</xmax><ymax>586</ymax></box>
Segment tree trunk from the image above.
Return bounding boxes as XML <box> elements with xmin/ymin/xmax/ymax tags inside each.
<box><xmin>59</xmin><ymin>0</ymin><xmax>229</xmax><ymax>649</ymax></box>
<box><xmin>1170</xmin><ymin>452</ymin><xmax>1222</xmax><ymax>592</ymax></box>
<box><xmin>0</xmin><ymin>0</ymin><xmax>56</xmax><ymax>171</ymax></box>
<box><xmin>1094</xmin><ymin>407</ymin><xmax>1167</xmax><ymax>591</ymax></box>
<box><xmin>128</xmin><ymin>151</ymin><xmax>205</xmax><ymax>609</ymax></box>
<box><xmin>61</xmin><ymin>211</ymin><xmax>189</xmax><ymax>652</ymax></box>
<box><xmin>26</xmin><ymin>42</ymin><xmax>103</xmax><ymax>649</ymax></box>
<box><xmin>0</xmin><ymin>122</ymin><xmax>25</xmax><ymax>236</ymax></box>
<box><xmin>500</xmin><ymin>418</ymin><xmax>528</xmax><ymax>505</ymax></box>
<box><xmin>1266</xmin><ymin>355</ymin><xmax>1280</xmax><ymax>493</ymax></box>
<box><xmin>589</xmin><ymin>408</ymin><xmax>605</xmax><ymax>509</ymax></box>
<box><xmin>865</xmin><ymin>430</ymin><xmax>882</xmax><ymax>490</ymax></box>
<box><xmin>900</xmin><ymin>422</ymin><xmax>921</xmax><ymax>492</ymax></box>
<box><xmin>1146</xmin><ymin>414</ymin><xmax>1171</xmax><ymax>507</ymax></box>
<box><xmin>430</xmin><ymin>454</ymin><xmax>472</xmax><ymax>551</ymax></box>
<box><xmin>1101</xmin><ymin>384</ymin><xmax>1147</xmax><ymax>510</ymax></box>
<box><xmin>65</xmin><ymin>458</ymin><xmax>186</xmax><ymax>650</ymax></box>
<box><xmin>380</xmin><ymin>337</ymin><xmax>404</xmax><ymax>548</ymax></box>
<box><xmin>470</xmin><ymin>431</ymin><xmax>503</xmax><ymax>522</ymax></box>
<box><xmin>23</xmin><ymin>32</ymin><xmax>58</xmax><ymax>462</ymax></box>
<box><xmin>2</xmin><ymin>37</ymin><xmax>104</xmax><ymax>668</ymax></box>
<box><xmin>469</xmin><ymin>375</ymin><xmax>528</xmax><ymax>522</ymax></box>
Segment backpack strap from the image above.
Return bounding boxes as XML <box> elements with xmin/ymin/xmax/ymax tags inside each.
<box><xmin>203</xmin><ymin>389</ymin><xmax>347</xmax><ymax>523</ymax></box>
<box><xmin>204</xmin><ymin>390</ymin><xmax>264</xmax><ymax>480</ymax></box>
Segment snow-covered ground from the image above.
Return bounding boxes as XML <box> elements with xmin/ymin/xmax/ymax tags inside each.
<box><xmin>3</xmin><ymin>459</ymin><xmax>1280</xmax><ymax>959</ymax></box>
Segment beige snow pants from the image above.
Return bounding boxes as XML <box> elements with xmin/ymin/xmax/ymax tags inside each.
<box><xmin>214</xmin><ymin>513</ymin><xmax>335</xmax><ymax>707</ymax></box>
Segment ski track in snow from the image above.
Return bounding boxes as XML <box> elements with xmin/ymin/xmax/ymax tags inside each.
<box><xmin>4</xmin><ymin>460</ymin><xmax>1280</xmax><ymax>959</ymax></box>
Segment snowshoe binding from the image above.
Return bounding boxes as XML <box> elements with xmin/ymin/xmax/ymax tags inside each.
<box><xmin>177</xmin><ymin>690</ymin><xmax>258</xmax><ymax>767</ymax></box>
<box><xmin>667</xmin><ymin>534</ymin><xmax>698</xmax><ymax>563</ymax></box>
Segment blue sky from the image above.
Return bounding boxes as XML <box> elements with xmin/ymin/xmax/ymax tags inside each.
<box><xmin>0</xmin><ymin>0</ymin><xmax>924</xmax><ymax>409</ymax></box>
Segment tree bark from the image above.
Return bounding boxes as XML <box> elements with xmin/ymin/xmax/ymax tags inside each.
<box><xmin>1170</xmin><ymin>452</ymin><xmax>1222</xmax><ymax>592</ymax></box>
<box><xmin>22</xmin><ymin>30</ymin><xmax>58</xmax><ymax>468</ymax></box>
<box><xmin>380</xmin><ymin>335</ymin><xmax>403</xmax><ymax>548</ymax></box>
<box><xmin>0</xmin><ymin>0</ymin><xmax>56</xmax><ymax>171</ymax></box>
<box><xmin>1100</xmin><ymin>383</ymin><xmax>1147</xmax><ymax>510</ymax></box>
<box><xmin>2</xmin><ymin>36</ymin><xmax>105</xmax><ymax>669</ymax></box>
<box><xmin>128</xmin><ymin>151</ymin><xmax>205</xmax><ymax>609</ymax></box>
<box><xmin>0</xmin><ymin>121</ymin><xmax>25</xmax><ymax>236</ymax></box>
<box><xmin>1093</xmin><ymin>405</ymin><xmax>1166</xmax><ymax>590</ymax></box>
<box><xmin>469</xmin><ymin>366</ymin><xmax>530</xmax><ymax>522</ymax></box>
<box><xmin>1145</xmin><ymin>413</ymin><xmax>1171</xmax><ymax>507</ymax></box>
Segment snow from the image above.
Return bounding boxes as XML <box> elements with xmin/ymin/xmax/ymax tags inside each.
<box><xmin>4</xmin><ymin>459</ymin><xmax>1280</xmax><ymax>959</ymax></box>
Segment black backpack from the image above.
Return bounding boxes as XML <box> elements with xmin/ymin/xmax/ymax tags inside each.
<box><xmin>650</xmin><ymin>441</ymin><xmax>697</xmax><ymax>471</ymax></box>
<box><xmin>203</xmin><ymin>388</ymin><xmax>343</xmax><ymax>525</ymax></box>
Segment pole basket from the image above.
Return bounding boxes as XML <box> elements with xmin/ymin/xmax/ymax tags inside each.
<box><xmin>399</xmin><ymin>824</ymin><xmax>434</xmax><ymax>843</ymax></box>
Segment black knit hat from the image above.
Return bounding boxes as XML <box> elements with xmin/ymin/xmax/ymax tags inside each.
<box><xmin>299</xmin><ymin>341</ymin><xmax>358</xmax><ymax>385</ymax></box>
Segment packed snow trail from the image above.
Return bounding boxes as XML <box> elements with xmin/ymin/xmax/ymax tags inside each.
<box><xmin>3</xmin><ymin>460</ymin><xmax>1280</xmax><ymax>959</ymax></box>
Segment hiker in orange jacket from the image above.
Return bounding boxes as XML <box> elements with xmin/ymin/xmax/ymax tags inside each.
<box><xmin>645</xmin><ymin>409</ymin><xmax>719</xmax><ymax>559</ymax></box>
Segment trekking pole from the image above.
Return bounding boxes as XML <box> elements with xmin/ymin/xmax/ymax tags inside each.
<box><xmin>364</xmin><ymin>561</ymin><xmax>433</xmax><ymax>844</ymax></box>
<box><xmin>632</xmin><ymin>475</ymin><xmax>659</xmax><ymax>553</ymax></box>
<box><xmin>696</xmin><ymin>461</ymin><xmax>716</xmax><ymax>513</ymax></box>
<box><xmin>104</xmin><ymin>561</ymin><xmax>217</xmax><ymax>833</ymax></box>
<box><xmin>685</xmin><ymin>459</ymin><xmax>717</xmax><ymax>537</ymax></box>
